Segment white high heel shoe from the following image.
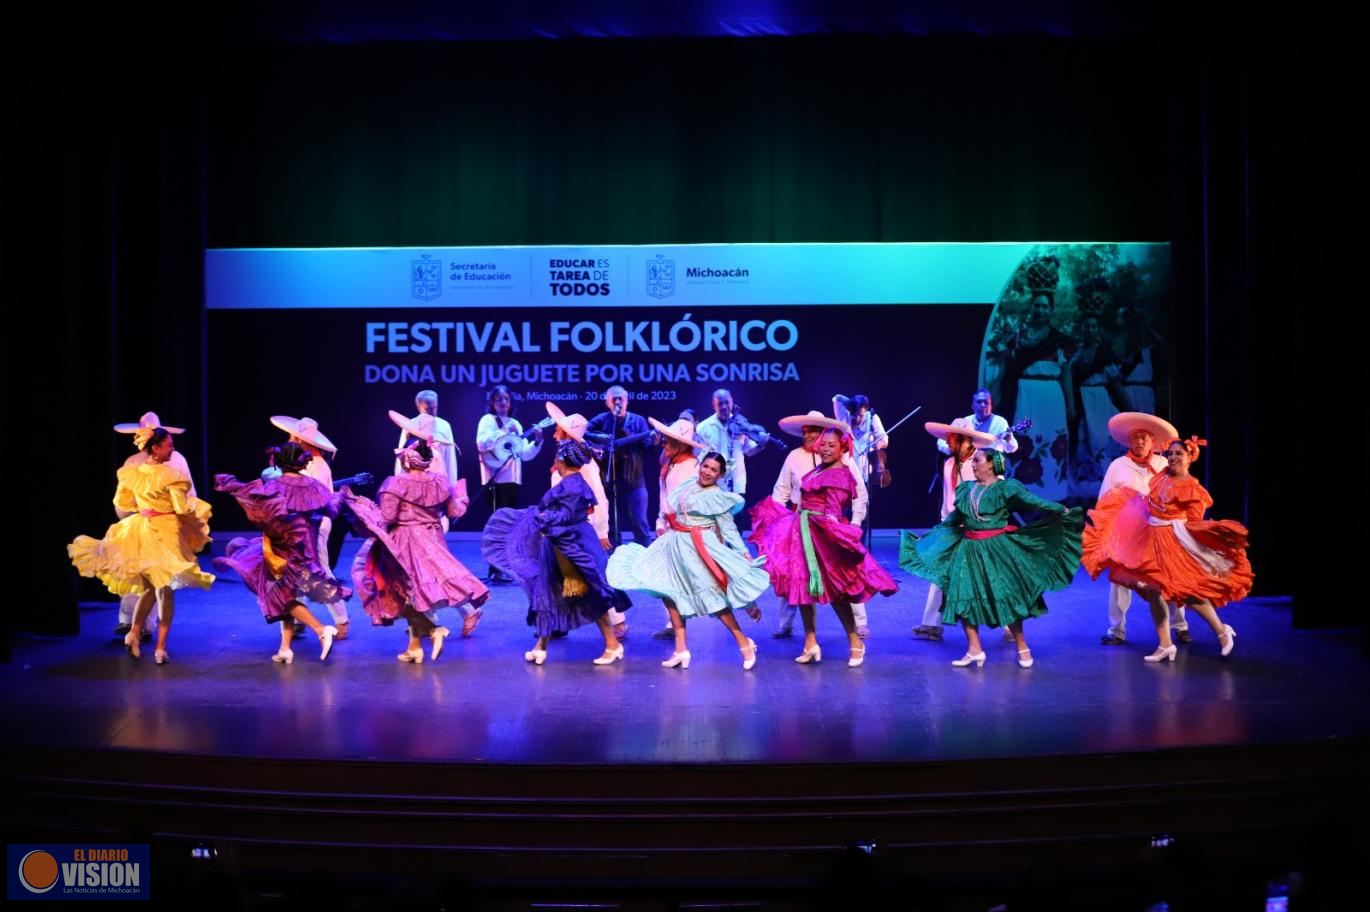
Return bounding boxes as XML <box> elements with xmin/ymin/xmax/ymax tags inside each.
<box><xmin>593</xmin><ymin>645</ymin><xmax>625</xmax><ymax>666</ymax></box>
<box><xmin>1144</xmin><ymin>645</ymin><xmax>1178</xmax><ymax>663</ymax></box>
<box><xmin>397</xmin><ymin>647</ymin><xmax>424</xmax><ymax>664</ymax></box>
<box><xmin>524</xmin><ymin>649</ymin><xmax>547</xmax><ymax>666</ymax></box>
<box><xmin>123</xmin><ymin>630</ymin><xmax>141</xmax><ymax>661</ymax></box>
<box><xmin>794</xmin><ymin>643</ymin><xmax>822</xmax><ymax>664</ymax></box>
<box><xmin>271</xmin><ymin>648</ymin><xmax>294</xmax><ymax>665</ymax></box>
<box><xmin>951</xmin><ymin>651</ymin><xmax>986</xmax><ymax>667</ymax></box>
<box><xmin>741</xmin><ymin>639</ymin><xmax>758</xmax><ymax>671</ymax></box>
<box><xmin>1220</xmin><ymin>625</ymin><xmax>1237</xmax><ymax>658</ymax></box>
<box><xmin>1017</xmin><ymin>648</ymin><xmax>1034</xmax><ymax>668</ymax></box>
<box><xmin>661</xmin><ymin>650</ymin><xmax>691</xmax><ymax>669</ymax></box>
<box><xmin>848</xmin><ymin>644</ymin><xmax>866</xmax><ymax>668</ymax></box>
<box><xmin>430</xmin><ymin>626</ymin><xmax>450</xmax><ymax>661</ymax></box>
<box><xmin>319</xmin><ymin>625</ymin><xmax>338</xmax><ymax>661</ymax></box>
<box><xmin>154</xmin><ymin>650</ymin><xmax>170</xmax><ymax>665</ymax></box>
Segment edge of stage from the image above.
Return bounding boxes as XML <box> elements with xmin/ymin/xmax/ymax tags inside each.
<box><xmin>4</xmin><ymin>538</ymin><xmax>1368</xmax><ymax>889</ymax></box>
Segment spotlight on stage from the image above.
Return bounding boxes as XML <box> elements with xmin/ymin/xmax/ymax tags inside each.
<box><xmin>1148</xmin><ymin>834</ymin><xmax>1175</xmax><ymax>849</ymax></box>
<box><xmin>847</xmin><ymin>839</ymin><xmax>879</xmax><ymax>856</ymax></box>
<box><xmin>190</xmin><ymin>843</ymin><xmax>218</xmax><ymax>861</ymax></box>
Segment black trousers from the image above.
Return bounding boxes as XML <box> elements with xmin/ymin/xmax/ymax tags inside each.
<box><xmin>485</xmin><ymin>482</ymin><xmax>521</xmax><ymax>575</ymax></box>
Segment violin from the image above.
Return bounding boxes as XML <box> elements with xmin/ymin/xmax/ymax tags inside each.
<box><xmin>724</xmin><ymin>411</ymin><xmax>779</xmax><ymax>449</ymax></box>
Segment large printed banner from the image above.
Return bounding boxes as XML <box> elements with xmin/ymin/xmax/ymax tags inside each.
<box><xmin>206</xmin><ymin>242</ymin><xmax>1170</xmax><ymax>529</ymax></box>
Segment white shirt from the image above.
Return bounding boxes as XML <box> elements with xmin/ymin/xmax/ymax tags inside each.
<box><xmin>937</xmin><ymin>413</ymin><xmax>1020</xmax><ymax>455</ymax></box>
<box><xmin>693</xmin><ymin>414</ymin><xmax>762</xmax><ymax>494</ymax></box>
<box><xmin>1100</xmin><ymin>452</ymin><xmax>1167</xmax><ymax>497</ymax></box>
<box><xmin>831</xmin><ymin>397</ymin><xmax>889</xmax><ymax>483</ymax></box>
<box><xmin>938</xmin><ymin>456</ymin><xmax>977</xmax><ymax>520</ymax></box>
<box><xmin>476</xmin><ymin>413</ymin><xmax>544</xmax><ymax>485</ymax></box>
<box><xmin>395</xmin><ymin>414</ymin><xmax>459</xmax><ymax>480</ymax></box>
<box><xmin>657</xmin><ymin>455</ymin><xmax>700</xmax><ymax>533</ymax></box>
<box><xmin>772</xmin><ymin>445</ymin><xmax>869</xmax><ymax>526</ymax></box>
<box><xmin>552</xmin><ymin>458</ymin><xmax>610</xmax><ymax>541</ymax></box>
<box><xmin>299</xmin><ymin>450</ymin><xmax>333</xmax><ymax>489</ymax></box>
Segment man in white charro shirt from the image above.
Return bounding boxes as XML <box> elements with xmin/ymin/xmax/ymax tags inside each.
<box><xmin>1097</xmin><ymin>412</ymin><xmax>1190</xmax><ymax>645</ymax></box>
<box><xmin>767</xmin><ymin>411</ymin><xmax>871</xmax><ymax>638</ymax></box>
<box><xmin>394</xmin><ymin>389</ymin><xmax>460</xmax><ymax>483</ymax></box>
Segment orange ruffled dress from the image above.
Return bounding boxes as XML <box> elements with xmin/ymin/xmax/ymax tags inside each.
<box><xmin>1083</xmin><ymin>471</ymin><xmax>1252</xmax><ymax>606</ymax></box>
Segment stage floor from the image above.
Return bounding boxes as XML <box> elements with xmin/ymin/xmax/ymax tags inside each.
<box><xmin>7</xmin><ymin>538</ymin><xmax>1367</xmax><ymax>766</ymax></box>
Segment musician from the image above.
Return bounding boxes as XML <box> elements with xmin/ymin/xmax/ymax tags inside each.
<box><xmin>394</xmin><ymin>389</ymin><xmax>459</xmax><ymax>481</ymax></box>
<box><xmin>937</xmin><ymin>388</ymin><xmax>1020</xmax><ymax>455</ymax></box>
<box><xmin>693</xmin><ymin>389</ymin><xmax>771</xmax><ymax>495</ymax></box>
<box><xmin>476</xmin><ymin>385</ymin><xmax>544</xmax><ymax>581</ymax></box>
<box><xmin>584</xmin><ymin>385</ymin><xmax>656</xmax><ymax>546</ymax></box>
<box><xmin>832</xmin><ymin>393</ymin><xmax>890</xmax><ymax>487</ymax></box>
<box><xmin>392</xmin><ymin>398</ymin><xmax>460</xmax><ymax>537</ymax></box>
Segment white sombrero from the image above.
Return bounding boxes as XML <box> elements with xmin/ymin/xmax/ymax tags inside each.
<box><xmin>650</xmin><ymin>417</ymin><xmax>699</xmax><ymax>449</ymax></box>
<box><xmin>923</xmin><ymin>421</ymin><xmax>997</xmax><ymax>448</ymax></box>
<box><xmin>777</xmin><ymin>410</ymin><xmax>850</xmax><ymax>437</ymax></box>
<box><xmin>1107</xmin><ymin>412</ymin><xmax>1178</xmax><ymax>449</ymax></box>
<box><xmin>545</xmin><ymin>402</ymin><xmax>588</xmax><ymax>442</ymax></box>
<box><xmin>113</xmin><ymin>411</ymin><xmax>185</xmax><ymax>435</ymax></box>
<box><xmin>270</xmin><ymin>415</ymin><xmax>337</xmax><ymax>453</ymax></box>
<box><xmin>389</xmin><ymin>410</ymin><xmax>455</xmax><ymax>452</ymax></box>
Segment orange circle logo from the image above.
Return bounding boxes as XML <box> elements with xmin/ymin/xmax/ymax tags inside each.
<box><xmin>18</xmin><ymin>850</ymin><xmax>59</xmax><ymax>893</ymax></box>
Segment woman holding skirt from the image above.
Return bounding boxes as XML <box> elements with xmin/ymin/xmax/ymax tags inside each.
<box><xmin>1083</xmin><ymin>435</ymin><xmax>1252</xmax><ymax>661</ymax></box>
<box><xmin>900</xmin><ymin>448</ymin><xmax>1083</xmax><ymax>668</ymax></box>
<box><xmin>481</xmin><ymin>441</ymin><xmax>631</xmax><ymax>666</ymax></box>
<box><xmin>750</xmin><ymin>427</ymin><xmax>898</xmax><ymax>668</ymax></box>
<box><xmin>608</xmin><ymin>451</ymin><xmax>772</xmax><ymax>670</ymax></box>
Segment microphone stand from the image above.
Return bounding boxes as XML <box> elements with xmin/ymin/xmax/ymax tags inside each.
<box><xmin>606</xmin><ymin>410</ymin><xmax>621</xmax><ymax>546</ymax></box>
<box><xmin>860</xmin><ymin>414</ymin><xmax>876</xmax><ymax>552</ymax></box>
<box><xmin>838</xmin><ymin>396</ymin><xmax>878</xmax><ymax>551</ymax></box>
<box><xmin>482</xmin><ymin>415</ymin><xmax>521</xmax><ymax>581</ymax></box>
<box><xmin>858</xmin><ymin>404</ymin><xmax>920</xmax><ymax>548</ymax></box>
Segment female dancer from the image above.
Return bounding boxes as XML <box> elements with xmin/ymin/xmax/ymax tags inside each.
<box><xmin>213</xmin><ymin>443</ymin><xmax>350</xmax><ymax>664</ymax></box>
<box><xmin>750</xmin><ymin>426</ymin><xmax>898</xmax><ymax>668</ymax></box>
<box><xmin>346</xmin><ymin>433</ymin><xmax>489</xmax><ymax>663</ymax></box>
<box><xmin>481</xmin><ymin>441</ymin><xmax>631</xmax><ymax>665</ymax></box>
<box><xmin>913</xmin><ymin>422</ymin><xmax>998</xmax><ymax>640</ymax></box>
<box><xmin>900</xmin><ymin>448</ymin><xmax>1083</xmax><ymax>668</ymax></box>
<box><xmin>607</xmin><ymin>451</ymin><xmax>771</xmax><ymax>670</ymax></box>
<box><xmin>69</xmin><ymin>426</ymin><xmax>213</xmax><ymax>663</ymax></box>
<box><xmin>1083</xmin><ymin>436</ymin><xmax>1253</xmax><ymax>661</ymax></box>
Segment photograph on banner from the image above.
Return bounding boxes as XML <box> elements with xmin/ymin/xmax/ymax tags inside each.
<box><xmin>979</xmin><ymin>243</ymin><xmax>1171</xmax><ymax>502</ymax></box>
